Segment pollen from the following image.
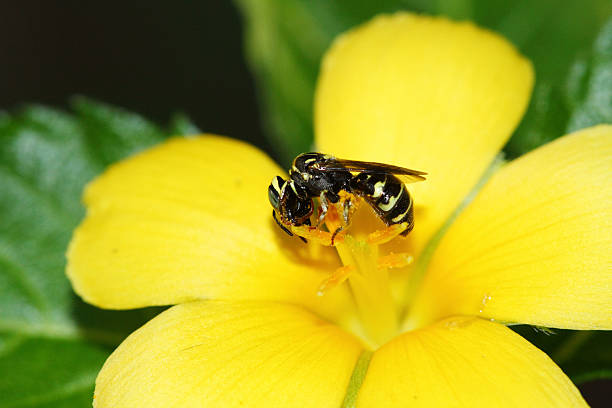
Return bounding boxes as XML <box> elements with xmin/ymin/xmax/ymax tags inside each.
<box><xmin>305</xmin><ymin>198</ymin><xmax>413</xmax><ymax>346</ymax></box>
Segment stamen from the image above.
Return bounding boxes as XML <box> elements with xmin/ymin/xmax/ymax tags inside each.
<box><xmin>317</xmin><ymin>265</ymin><xmax>353</xmax><ymax>296</ymax></box>
<box><xmin>377</xmin><ymin>252</ymin><xmax>414</xmax><ymax>269</ymax></box>
<box><xmin>289</xmin><ymin>224</ymin><xmax>344</xmax><ymax>246</ymax></box>
<box><xmin>288</xmin><ymin>195</ymin><xmax>410</xmax><ymax>346</ymax></box>
<box><xmin>366</xmin><ymin>222</ymin><xmax>409</xmax><ymax>245</ymax></box>
<box><xmin>325</xmin><ymin>203</ymin><xmax>399</xmax><ymax>346</ymax></box>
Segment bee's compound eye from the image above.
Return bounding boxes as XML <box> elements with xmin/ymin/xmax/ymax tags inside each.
<box><xmin>268</xmin><ymin>176</ymin><xmax>284</xmax><ymax>209</ymax></box>
<box><xmin>268</xmin><ymin>185</ymin><xmax>280</xmax><ymax>209</ymax></box>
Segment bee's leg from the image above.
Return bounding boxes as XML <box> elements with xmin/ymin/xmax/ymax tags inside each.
<box><xmin>330</xmin><ymin>228</ymin><xmax>343</xmax><ymax>246</ymax></box>
<box><xmin>330</xmin><ymin>195</ymin><xmax>355</xmax><ymax>244</ymax></box>
<box><xmin>367</xmin><ymin>222</ymin><xmax>410</xmax><ymax>245</ymax></box>
<box><xmin>329</xmin><ymin>200</ymin><xmax>348</xmax><ymax>244</ymax></box>
<box><xmin>315</xmin><ymin>192</ymin><xmax>329</xmax><ymax>228</ymax></box>
<box><xmin>289</xmin><ymin>224</ymin><xmax>340</xmax><ymax>246</ymax></box>
<box><xmin>272</xmin><ymin>210</ymin><xmax>308</xmax><ymax>243</ymax></box>
<box><xmin>317</xmin><ymin>265</ymin><xmax>353</xmax><ymax>296</ymax></box>
<box><xmin>376</xmin><ymin>252</ymin><xmax>414</xmax><ymax>270</ymax></box>
<box><xmin>342</xmin><ymin>196</ymin><xmax>353</xmax><ymax>225</ymax></box>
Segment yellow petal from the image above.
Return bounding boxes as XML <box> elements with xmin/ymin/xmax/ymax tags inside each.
<box><xmin>408</xmin><ymin>125</ymin><xmax>612</xmax><ymax>330</ymax></box>
<box><xmin>67</xmin><ymin>136</ymin><xmax>353</xmax><ymax>324</ymax></box>
<box><xmin>315</xmin><ymin>13</ymin><xmax>533</xmax><ymax>256</ymax></box>
<box><xmin>94</xmin><ymin>300</ymin><xmax>363</xmax><ymax>408</ymax></box>
<box><xmin>357</xmin><ymin>317</ymin><xmax>586</xmax><ymax>407</ymax></box>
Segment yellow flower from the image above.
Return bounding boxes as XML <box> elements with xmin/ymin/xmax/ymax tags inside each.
<box><xmin>67</xmin><ymin>13</ymin><xmax>611</xmax><ymax>407</ymax></box>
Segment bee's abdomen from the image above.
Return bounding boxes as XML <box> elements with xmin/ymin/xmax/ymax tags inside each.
<box><xmin>350</xmin><ymin>174</ymin><xmax>414</xmax><ymax>235</ymax></box>
<box><xmin>385</xmin><ymin>184</ymin><xmax>414</xmax><ymax>235</ymax></box>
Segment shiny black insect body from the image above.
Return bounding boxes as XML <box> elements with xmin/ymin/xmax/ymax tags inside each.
<box><xmin>268</xmin><ymin>153</ymin><xmax>426</xmax><ymax>239</ymax></box>
<box><xmin>268</xmin><ymin>175</ymin><xmax>312</xmax><ymax>242</ymax></box>
<box><xmin>349</xmin><ymin>172</ymin><xmax>416</xmax><ymax>234</ymax></box>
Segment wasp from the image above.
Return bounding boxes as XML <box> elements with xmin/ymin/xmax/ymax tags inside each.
<box><xmin>268</xmin><ymin>175</ymin><xmax>312</xmax><ymax>243</ymax></box>
<box><xmin>268</xmin><ymin>153</ymin><xmax>426</xmax><ymax>243</ymax></box>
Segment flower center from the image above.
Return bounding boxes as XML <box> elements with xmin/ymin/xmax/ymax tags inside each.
<box><xmin>317</xmin><ymin>200</ymin><xmax>414</xmax><ymax>347</ymax></box>
<box><xmin>287</xmin><ymin>155</ymin><xmax>506</xmax><ymax>347</ymax></box>
<box><xmin>287</xmin><ymin>194</ymin><xmax>418</xmax><ymax>347</ymax></box>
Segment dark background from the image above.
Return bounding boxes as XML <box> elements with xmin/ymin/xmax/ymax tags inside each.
<box><xmin>0</xmin><ymin>1</ymin><xmax>270</xmax><ymax>151</ymax></box>
<box><xmin>1</xmin><ymin>2</ymin><xmax>609</xmax><ymax>406</ymax></box>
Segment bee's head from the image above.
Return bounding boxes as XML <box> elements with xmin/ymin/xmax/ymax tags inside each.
<box><xmin>268</xmin><ymin>175</ymin><xmax>285</xmax><ymax>211</ymax></box>
<box><xmin>268</xmin><ymin>176</ymin><xmax>313</xmax><ymax>226</ymax></box>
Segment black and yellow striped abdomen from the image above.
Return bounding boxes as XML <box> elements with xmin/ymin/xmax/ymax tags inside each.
<box><xmin>349</xmin><ymin>173</ymin><xmax>414</xmax><ymax>236</ymax></box>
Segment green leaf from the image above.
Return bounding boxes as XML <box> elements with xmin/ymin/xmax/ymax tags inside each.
<box><xmin>510</xmin><ymin>11</ymin><xmax>612</xmax><ymax>156</ymax></box>
<box><xmin>168</xmin><ymin>112</ymin><xmax>202</xmax><ymax>136</ymax></box>
<box><xmin>0</xmin><ymin>335</ymin><xmax>107</xmax><ymax>407</ymax></box>
<box><xmin>512</xmin><ymin>327</ymin><xmax>612</xmax><ymax>384</ymax></box>
<box><xmin>0</xmin><ymin>99</ymin><xmax>184</xmax><ymax>407</ymax></box>
<box><xmin>566</xmin><ymin>16</ymin><xmax>612</xmax><ymax>132</ymax></box>
<box><xmin>235</xmin><ymin>0</ymin><xmax>611</xmax><ymax>163</ymax></box>
<box><xmin>503</xmin><ymin>79</ymin><xmax>571</xmax><ymax>158</ymax></box>
<box><xmin>71</xmin><ymin>96</ymin><xmax>166</xmax><ymax>166</ymax></box>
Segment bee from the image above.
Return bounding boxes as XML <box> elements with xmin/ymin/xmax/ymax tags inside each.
<box><xmin>268</xmin><ymin>153</ymin><xmax>426</xmax><ymax>242</ymax></box>
<box><xmin>268</xmin><ymin>175</ymin><xmax>312</xmax><ymax>242</ymax></box>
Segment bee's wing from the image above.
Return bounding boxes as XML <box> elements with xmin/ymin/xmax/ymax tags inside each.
<box><xmin>316</xmin><ymin>158</ymin><xmax>427</xmax><ymax>183</ymax></box>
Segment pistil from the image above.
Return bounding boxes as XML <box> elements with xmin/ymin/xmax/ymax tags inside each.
<box><xmin>336</xmin><ymin>236</ymin><xmax>398</xmax><ymax>347</ymax></box>
<box><xmin>324</xmin><ymin>204</ymin><xmax>399</xmax><ymax>347</ymax></box>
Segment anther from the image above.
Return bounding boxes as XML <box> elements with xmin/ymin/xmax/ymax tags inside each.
<box><xmin>366</xmin><ymin>222</ymin><xmax>409</xmax><ymax>245</ymax></box>
<box><xmin>317</xmin><ymin>265</ymin><xmax>354</xmax><ymax>296</ymax></box>
<box><xmin>377</xmin><ymin>252</ymin><xmax>414</xmax><ymax>269</ymax></box>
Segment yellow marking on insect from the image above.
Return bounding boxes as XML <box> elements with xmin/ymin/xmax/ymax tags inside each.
<box><xmin>271</xmin><ymin>176</ymin><xmax>282</xmax><ymax>192</ymax></box>
<box><xmin>391</xmin><ymin>197</ymin><xmax>412</xmax><ymax>222</ymax></box>
<box><xmin>372</xmin><ymin>181</ymin><xmax>385</xmax><ymax>198</ymax></box>
<box><xmin>391</xmin><ymin>211</ymin><xmax>406</xmax><ymax>223</ymax></box>
<box><xmin>378</xmin><ymin>192</ymin><xmax>400</xmax><ymax>211</ymax></box>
